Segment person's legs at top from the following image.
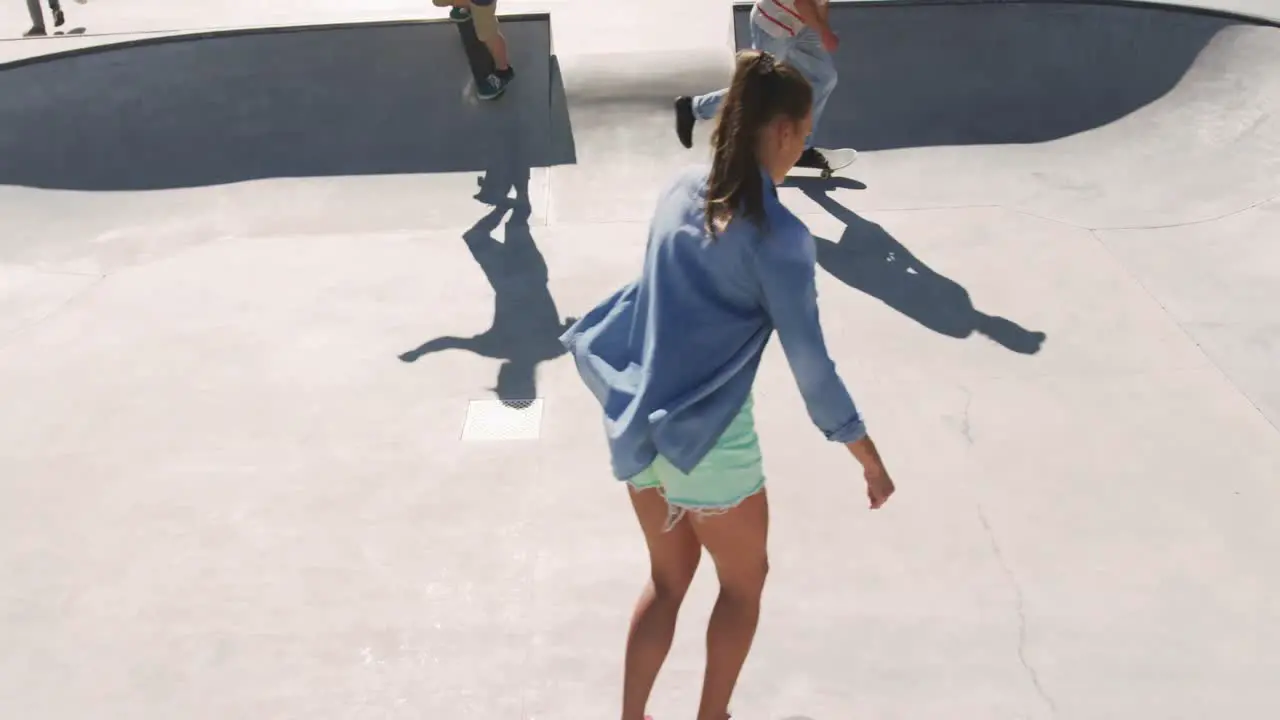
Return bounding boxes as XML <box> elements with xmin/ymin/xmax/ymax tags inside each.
<box><xmin>433</xmin><ymin>0</ymin><xmax>473</xmax><ymax>23</ymax></box>
<box><xmin>619</xmin><ymin>396</ymin><xmax>768</xmax><ymax>720</ymax></box>
<box><xmin>433</xmin><ymin>0</ymin><xmax>513</xmax><ymax>100</ymax></box>
<box><xmin>470</xmin><ymin>0</ymin><xmax>514</xmax><ymax>99</ymax></box>
<box><xmin>774</xmin><ymin>26</ymin><xmax>851</xmax><ymax>172</ymax></box>
<box><xmin>674</xmin><ymin>20</ymin><xmax>793</xmax><ymax>148</ymax></box>
<box><xmin>470</xmin><ymin>0</ymin><xmax>509</xmax><ymax>70</ymax></box>
<box><xmin>783</xmin><ymin>27</ymin><xmax>838</xmax><ymax>151</ymax></box>
<box><xmin>46</xmin><ymin>0</ymin><xmax>64</xmax><ymax>27</ymax></box>
<box><xmin>24</xmin><ymin>0</ymin><xmax>47</xmax><ymax>36</ymax></box>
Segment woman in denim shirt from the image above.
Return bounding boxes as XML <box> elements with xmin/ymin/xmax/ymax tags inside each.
<box><xmin>561</xmin><ymin>51</ymin><xmax>897</xmax><ymax>720</ymax></box>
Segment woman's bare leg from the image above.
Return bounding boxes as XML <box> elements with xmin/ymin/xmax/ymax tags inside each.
<box><xmin>689</xmin><ymin>490</ymin><xmax>769</xmax><ymax>720</ymax></box>
<box><xmin>621</xmin><ymin>487</ymin><xmax>702</xmax><ymax>720</ymax></box>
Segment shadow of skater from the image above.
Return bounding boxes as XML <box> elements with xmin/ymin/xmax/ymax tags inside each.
<box><xmin>792</xmin><ymin>178</ymin><xmax>1046</xmax><ymax>354</ymax></box>
<box><xmin>398</xmin><ymin>196</ymin><xmax>575</xmax><ymax>403</ymax></box>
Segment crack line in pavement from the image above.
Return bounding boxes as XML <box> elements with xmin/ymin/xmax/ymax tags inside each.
<box><xmin>1084</xmin><ymin>228</ymin><xmax>1280</xmax><ymax>436</ymax></box>
<box><xmin>976</xmin><ymin>504</ymin><xmax>1058</xmax><ymax>718</ymax></box>
<box><xmin>1006</xmin><ymin>190</ymin><xmax>1280</xmax><ymax>233</ymax></box>
<box><xmin>1094</xmin><ymin>190</ymin><xmax>1280</xmax><ymax>232</ymax></box>
<box><xmin>958</xmin><ymin>386</ymin><xmax>974</xmax><ymax>445</ymax></box>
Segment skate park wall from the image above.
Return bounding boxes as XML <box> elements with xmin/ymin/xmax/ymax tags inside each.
<box><xmin>731</xmin><ymin>0</ymin><xmax>1280</xmax><ymax>152</ymax></box>
<box><xmin>0</xmin><ymin>16</ymin><xmax>572</xmax><ymax>192</ymax></box>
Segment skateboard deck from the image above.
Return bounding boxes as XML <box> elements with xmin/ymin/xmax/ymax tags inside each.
<box><xmin>793</xmin><ymin>147</ymin><xmax>857</xmax><ymax>178</ymax></box>
<box><xmin>453</xmin><ymin>15</ymin><xmax>496</xmax><ymax>91</ymax></box>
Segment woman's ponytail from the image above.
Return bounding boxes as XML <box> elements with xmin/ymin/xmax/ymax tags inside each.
<box><xmin>705</xmin><ymin>50</ymin><xmax>812</xmax><ymax>237</ymax></box>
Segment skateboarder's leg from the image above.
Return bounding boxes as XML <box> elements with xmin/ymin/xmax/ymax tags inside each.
<box><xmin>472</xmin><ymin>0</ymin><xmax>509</xmax><ymax>71</ymax></box>
<box><xmin>46</xmin><ymin>0</ymin><xmax>65</xmax><ymax>27</ymax></box>
<box><xmin>676</xmin><ymin>23</ymin><xmax>796</xmax><ymax>146</ymax></box>
<box><xmin>25</xmin><ymin>0</ymin><xmax>47</xmax><ymax>35</ymax></box>
<box><xmin>691</xmin><ymin>22</ymin><xmax>792</xmax><ymax>123</ymax></box>
<box><xmin>781</xmin><ymin>28</ymin><xmax>838</xmax><ymax>150</ymax></box>
<box><xmin>433</xmin><ymin>0</ymin><xmax>473</xmax><ymax>23</ymax></box>
<box><xmin>471</xmin><ymin>0</ymin><xmax>514</xmax><ymax>100</ymax></box>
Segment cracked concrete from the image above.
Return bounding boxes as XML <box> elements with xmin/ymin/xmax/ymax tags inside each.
<box><xmin>957</xmin><ymin>387</ymin><xmax>975</xmax><ymax>446</ymax></box>
<box><xmin>977</xmin><ymin>504</ymin><xmax>1058</xmax><ymax>719</ymax></box>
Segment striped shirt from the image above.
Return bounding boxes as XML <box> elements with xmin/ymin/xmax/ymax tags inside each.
<box><xmin>754</xmin><ymin>0</ymin><xmax>821</xmax><ymax>38</ymax></box>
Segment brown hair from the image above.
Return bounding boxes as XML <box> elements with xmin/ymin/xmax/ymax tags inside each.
<box><xmin>705</xmin><ymin>50</ymin><xmax>813</xmax><ymax>237</ymax></box>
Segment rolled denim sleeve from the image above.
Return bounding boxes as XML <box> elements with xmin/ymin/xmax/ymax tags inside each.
<box><xmin>753</xmin><ymin>224</ymin><xmax>866</xmax><ymax>443</ymax></box>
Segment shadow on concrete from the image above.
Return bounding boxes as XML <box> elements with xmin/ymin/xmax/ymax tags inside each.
<box><xmin>737</xmin><ymin>1</ymin><xmax>1243</xmax><ymax>150</ymax></box>
<box><xmin>398</xmin><ymin>118</ymin><xmax>574</xmax><ymax>403</ymax></box>
<box><xmin>0</xmin><ymin>20</ymin><xmax>571</xmax><ymax>190</ymax></box>
<box><xmin>397</xmin><ymin>199</ymin><xmax>576</xmax><ymax>403</ymax></box>
<box><xmin>791</xmin><ymin>177</ymin><xmax>1046</xmax><ymax>354</ymax></box>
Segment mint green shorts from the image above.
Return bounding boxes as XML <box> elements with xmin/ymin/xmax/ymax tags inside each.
<box><xmin>627</xmin><ymin>395</ymin><xmax>765</xmax><ymax>522</ymax></box>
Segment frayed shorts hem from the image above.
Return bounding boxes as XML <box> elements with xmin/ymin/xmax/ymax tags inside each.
<box><xmin>627</xmin><ymin>477</ymin><xmax>765</xmax><ymax>531</ymax></box>
<box><xmin>625</xmin><ymin>474</ymin><xmax>765</xmax><ymax>512</ymax></box>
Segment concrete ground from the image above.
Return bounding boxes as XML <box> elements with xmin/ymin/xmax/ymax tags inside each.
<box><xmin>2</xmin><ymin>1</ymin><xmax>1279</xmax><ymax>719</ymax></box>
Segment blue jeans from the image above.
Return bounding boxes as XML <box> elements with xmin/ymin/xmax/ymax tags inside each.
<box><xmin>692</xmin><ymin>16</ymin><xmax>838</xmax><ymax>150</ymax></box>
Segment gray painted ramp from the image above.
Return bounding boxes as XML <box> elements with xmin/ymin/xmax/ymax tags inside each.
<box><xmin>751</xmin><ymin>3</ymin><xmax>1253</xmax><ymax>150</ymax></box>
<box><xmin>0</xmin><ymin>20</ymin><xmax>566</xmax><ymax>191</ymax></box>
<box><xmin>3</xmin><ymin>3</ymin><xmax>1280</xmax><ymax>720</ymax></box>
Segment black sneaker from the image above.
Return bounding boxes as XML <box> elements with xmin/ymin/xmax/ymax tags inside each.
<box><xmin>53</xmin><ymin>8</ymin><xmax>65</xmax><ymax>26</ymax></box>
<box><xmin>674</xmin><ymin>96</ymin><xmax>695</xmax><ymax>149</ymax></box>
<box><xmin>796</xmin><ymin>147</ymin><xmax>831</xmax><ymax>173</ymax></box>
<box><xmin>495</xmin><ymin>65</ymin><xmax>515</xmax><ymax>82</ymax></box>
<box><xmin>477</xmin><ymin>71</ymin><xmax>511</xmax><ymax>101</ymax></box>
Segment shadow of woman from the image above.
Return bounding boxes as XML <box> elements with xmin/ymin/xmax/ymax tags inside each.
<box><xmin>398</xmin><ymin>196</ymin><xmax>575</xmax><ymax>403</ymax></box>
<box><xmin>792</xmin><ymin>178</ymin><xmax>1045</xmax><ymax>354</ymax></box>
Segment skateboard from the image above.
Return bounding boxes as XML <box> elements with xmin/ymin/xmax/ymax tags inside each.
<box><xmin>452</xmin><ymin>12</ymin><xmax>497</xmax><ymax>92</ymax></box>
<box><xmin>794</xmin><ymin>147</ymin><xmax>857</xmax><ymax>179</ymax></box>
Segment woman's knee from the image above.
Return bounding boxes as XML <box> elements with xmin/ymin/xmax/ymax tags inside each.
<box><xmin>651</xmin><ymin>552</ymin><xmax>701</xmax><ymax>600</ymax></box>
<box><xmin>688</xmin><ymin>488</ymin><xmax>770</xmax><ymax>593</ymax></box>
<box><xmin>717</xmin><ymin>552</ymin><xmax>769</xmax><ymax>600</ymax></box>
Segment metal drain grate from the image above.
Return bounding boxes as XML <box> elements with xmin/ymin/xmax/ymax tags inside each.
<box><xmin>460</xmin><ymin>398</ymin><xmax>544</xmax><ymax>441</ymax></box>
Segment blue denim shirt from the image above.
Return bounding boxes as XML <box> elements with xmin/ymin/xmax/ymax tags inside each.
<box><xmin>560</xmin><ymin>165</ymin><xmax>866</xmax><ymax>480</ymax></box>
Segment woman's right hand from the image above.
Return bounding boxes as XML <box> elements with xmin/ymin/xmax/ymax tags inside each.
<box><xmin>864</xmin><ymin>466</ymin><xmax>895</xmax><ymax>510</ymax></box>
<box><xmin>846</xmin><ymin>436</ymin><xmax>895</xmax><ymax>509</ymax></box>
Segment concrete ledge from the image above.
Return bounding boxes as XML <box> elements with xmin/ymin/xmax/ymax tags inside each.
<box><xmin>0</xmin><ymin>16</ymin><xmax>573</xmax><ymax>191</ymax></box>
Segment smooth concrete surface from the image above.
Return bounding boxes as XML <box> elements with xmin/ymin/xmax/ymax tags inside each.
<box><xmin>2</xmin><ymin>1</ymin><xmax>1280</xmax><ymax>719</ymax></box>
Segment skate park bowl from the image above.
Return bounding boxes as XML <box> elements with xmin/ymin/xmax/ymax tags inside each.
<box><xmin>2</xmin><ymin>1</ymin><xmax>1280</xmax><ymax>718</ymax></box>
<box><xmin>0</xmin><ymin>17</ymin><xmax>572</xmax><ymax>191</ymax></box>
